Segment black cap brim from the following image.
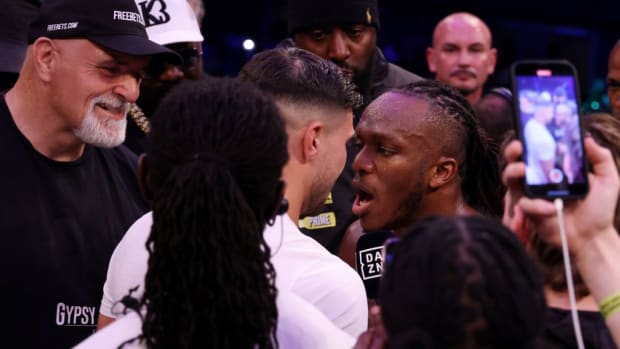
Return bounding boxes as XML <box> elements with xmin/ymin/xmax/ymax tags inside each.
<box><xmin>89</xmin><ymin>34</ymin><xmax>182</xmax><ymax>66</ymax></box>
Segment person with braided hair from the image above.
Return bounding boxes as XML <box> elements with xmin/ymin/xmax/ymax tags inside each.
<box><xmin>80</xmin><ymin>77</ymin><xmax>355</xmax><ymax>348</ymax></box>
<box><xmin>371</xmin><ymin>215</ymin><xmax>546</xmax><ymax>349</ymax></box>
<box><xmin>351</xmin><ymin>79</ymin><xmax>504</xmax><ymax>235</ymax></box>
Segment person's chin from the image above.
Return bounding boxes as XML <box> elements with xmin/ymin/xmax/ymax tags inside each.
<box><xmin>359</xmin><ymin>214</ymin><xmax>385</xmax><ymax>232</ymax></box>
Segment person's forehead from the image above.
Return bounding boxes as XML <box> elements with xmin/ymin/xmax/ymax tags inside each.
<box><xmin>359</xmin><ymin>92</ymin><xmax>430</xmax><ymax>134</ymax></box>
<box><xmin>609</xmin><ymin>46</ymin><xmax>620</xmax><ymax>70</ymax></box>
<box><xmin>435</xmin><ymin>17</ymin><xmax>490</xmax><ymax>46</ymax></box>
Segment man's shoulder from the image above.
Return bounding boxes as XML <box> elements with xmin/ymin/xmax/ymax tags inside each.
<box><xmin>384</xmin><ymin>62</ymin><xmax>424</xmax><ymax>89</ymax></box>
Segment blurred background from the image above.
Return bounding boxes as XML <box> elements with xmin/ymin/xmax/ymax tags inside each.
<box><xmin>199</xmin><ymin>0</ymin><xmax>619</xmax><ymax>113</ymax></box>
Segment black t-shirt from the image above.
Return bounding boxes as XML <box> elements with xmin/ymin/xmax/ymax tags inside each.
<box><xmin>536</xmin><ymin>307</ymin><xmax>617</xmax><ymax>349</ymax></box>
<box><xmin>0</xmin><ymin>96</ymin><xmax>149</xmax><ymax>348</ymax></box>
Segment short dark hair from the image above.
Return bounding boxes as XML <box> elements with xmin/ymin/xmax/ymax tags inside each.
<box><xmin>139</xmin><ymin>77</ymin><xmax>288</xmax><ymax>349</ymax></box>
<box><xmin>392</xmin><ymin>79</ymin><xmax>504</xmax><ymax>217</ymax></box>
<box><xmin>380</xmin><ymin>215</ymin><xmax>545</xmax><ymax>349</ymax></box>
<box><xmin>238</xmin><ymin>47</ymin><xmax>361</xmax><ymax>112</ymax></box>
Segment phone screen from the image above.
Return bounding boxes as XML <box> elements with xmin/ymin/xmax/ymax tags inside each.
<box><xmin>512</xmin><ymin>60</ymin><xmax>589</xmax><ymax>199</ymax></box>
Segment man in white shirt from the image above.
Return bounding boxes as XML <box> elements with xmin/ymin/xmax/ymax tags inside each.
<box><xmin>524</xmin><ymin>92</ymin><xmax>557</xmax><ymax>185</ymax></box>
<box><xmin>99</xmin><ymin>47</ymin><xmax>368</xmax><ymax>338</ymax></box>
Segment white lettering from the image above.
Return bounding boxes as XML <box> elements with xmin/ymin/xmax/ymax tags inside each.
<box><xmin>85</xmin><ymin>307</ymin><xmax>96</xmax><ymax>325</ymax></box>
<box><xmin>113</xmin><ymin>10</ymin><xmax>145</xmax><ymax>25</ymax></box>
<box><xmin>365</xmin><ymin>252</ymin><xmax>374</xmax><ymax>263</ymax></box>
<box><xmin>55</xmin><ymin>303</ymin><xmax>97</xmax><ymax>326</ymax></box>
<box><xmin>56</xmin><ymin>303</ymin><xmax>66</xmax><ymax>325</ymax></box>
<box><xmin>73</xmin><ymin>307</ymin><xmax>82</xmax><ymax>324</ymax></box>
<box><xmin>46</xmin><ymin>22</ymin><xmax>79</xmax><ymax>32</ymax></box>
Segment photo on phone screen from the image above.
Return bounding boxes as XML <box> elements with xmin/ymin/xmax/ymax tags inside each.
<box><xmin>511</xmin><ymin>60</ymin><xmax>589</xmax><ymax>199</ymax></box>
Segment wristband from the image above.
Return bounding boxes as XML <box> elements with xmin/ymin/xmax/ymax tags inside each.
<box><xmin>599</xmin><ymin>291</ymin><xmax>620</xmax><ymax>320</ymax></box>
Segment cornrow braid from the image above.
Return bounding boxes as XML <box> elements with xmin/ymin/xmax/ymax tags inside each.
<box><xmin>380</xmin><ymin>216</ymin><xmax>546</xmax><ymax>349</ymax></box>
<box><xmin>393</xmin><ymin>80</ymin><xmax>504</xmax><ymax>217</ymax></box>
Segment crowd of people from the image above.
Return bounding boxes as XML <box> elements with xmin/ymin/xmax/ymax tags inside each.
<box><xmin>1</xmin><ymin>0</ymin><xmax>620</xmax><ymax>348</ymax></box>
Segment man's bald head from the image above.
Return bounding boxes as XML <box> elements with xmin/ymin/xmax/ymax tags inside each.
<box><xmin>432</xmin><ymin>12</ymin><xmax>492</xmax><ymax>47</ymax></box>
<box><xmin>426</xmin><ymin>12</ymin><xmax>497</xmax><ymax>105</ymax></box>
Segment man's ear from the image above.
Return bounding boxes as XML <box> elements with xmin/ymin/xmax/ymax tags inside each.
<box><xmin>488</xmin><ymin>47</ymin><xmax>498</xmax><ymax>75</ymax></box>
<box><xmin>137</xmin><ymin>154</ymin><xmax>153</xmax><ymax>201</ymax></box>
<box><xmin>31</xmin><ymin>38</ymin><xmax>57</xmax><ymax>83</ymax></box>
<box><xmin>429</xmin><ymin>156</ymin><xmax>458</xmax><ymax>189</ymax></box>
<box><xmin>301</xmin><ymin>121</ymin><xmax>324</xmax><ymax>163</ymax></box>
<box><xmin>425</xmin><ymin>47</ymin><xmax>436</xmax><ymax>73</ymax></box>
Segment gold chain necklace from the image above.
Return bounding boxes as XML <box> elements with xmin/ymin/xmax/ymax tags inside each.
<box><xmin>128</xmin><ymin>103</ymin><xmax>150</xmax><ymax>134</ymax></box>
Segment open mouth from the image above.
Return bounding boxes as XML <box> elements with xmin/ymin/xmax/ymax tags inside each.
<box><xmin>352</xmin><ymin>186</ymin><xmax>375</xmax><ymax>216</ymax></box>
<box><xmin>96</xmin><ymin>102</ymin><xmax>125</xmax><ymax>119</ymax></box>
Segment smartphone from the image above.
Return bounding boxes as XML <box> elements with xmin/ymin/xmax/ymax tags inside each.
<box><xmin>511</xmin><ymin>60</ymin><xmax>589</xmax><ymax>199</ymax></box>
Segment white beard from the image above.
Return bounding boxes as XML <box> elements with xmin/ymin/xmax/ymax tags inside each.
<box><xmin>73</xmin><ymin>94</ymin><xmax>129</xmax><ymax>148</ymax></box>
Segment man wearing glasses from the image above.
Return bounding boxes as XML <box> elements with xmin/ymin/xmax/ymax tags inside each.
<box><xmin>125</xmin><ymin>0</ymin><xmax>205</xmax><ymax>154</ymax></box>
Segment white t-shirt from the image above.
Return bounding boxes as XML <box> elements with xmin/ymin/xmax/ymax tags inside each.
<box><xmin>78</xmin><ymin>291</ymin><xmax>355</xmax><ymax>349</ymax></box>
<box><xmin>524</xmin><ymin>118</ymin><xmax>556</xmax><ymax>185</ymax></box>
<box><xmin>100</xmin><ymin>212</ymin><xmax>368</xmax><ymax>337</ymax></box>
<box><xmin>264</xmin><ymin>215</ymin><xmax>368</xmax><ymax>337</ymax></box>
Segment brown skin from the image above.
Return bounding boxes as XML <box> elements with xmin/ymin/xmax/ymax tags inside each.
<box><xmin>426</xmin><ymin>12</ymin><xmax>497</xmax><ymax>105</ymax></box>
<box><xmin>293</xmin><ymin>24</ymin><xmax>377</xmax><ymax>83</ymax></box>
<box><xmin>351</xmin><ymin>92</ymin><xmax>476</xmax><ymax>235</ymax></box>
<box><xmin>138</xmin><ymin>42</ymin><xmax>203</xmax><ymax>115</ymax></box>
<box><xmin>607</xmin><ymin>40</ymin><xmax>620</xmax><ymax>118</ymax></box>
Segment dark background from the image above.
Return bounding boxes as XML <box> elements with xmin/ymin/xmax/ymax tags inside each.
<box><xmin>198</xmin><ymin>0</ymin><xmax>619</xmax><ymax>112</ymax></box>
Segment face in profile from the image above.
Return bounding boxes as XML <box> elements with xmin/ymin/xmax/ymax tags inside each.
<box><xmin>607</xmin><ymin>43</ymin><xmax>620</xmax><ymax>118</ymax></box>
<box><xmin>352</xmin><ymin>92</ymin><xmax>433</xmax><ymax>232</ymax></box>
<box><xmin>426</xmin><ymin>14</ymin><xmax>496</xmax><ymax>100</ymax></box>
<box><xmin>294</xmin><ymin>24</ymin><xmax>377</xmax><ymax>84</ymax></box>
<box><xmin>303</xmin><ymin>107</ymin><xmax>354</xmax><ymax>216</ymax></box>
<box><xmin>50</xmin><ymin>39</ymin><xmax>148</xmax><ymax>147</ymax></box>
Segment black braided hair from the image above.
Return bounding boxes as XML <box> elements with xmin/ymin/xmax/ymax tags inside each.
<box><xmin>136</xmin><ymin>77</ymin><xmax>288</xmax><ymax>349</ymax></box>
<box><xmin>380</xmin><ymin>215</ymin><xmax>546</xmax><ymax>349</ymax></box>
<box><xmin>392</xmin><ymin>80</ymin><xmax>504</xmax><ymax>217</ymax></box>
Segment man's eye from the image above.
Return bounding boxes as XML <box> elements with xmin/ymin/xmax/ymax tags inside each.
<box><xmin>378</xmin><ymin>146</ymin><xmax>394</xmax><ymax>156</ymax></box>
<box><xmin>309</xmin><ymin>30</ymin><xmax>327</xmax><ymax>40</ymax></box>
<box><xmin>608</xmin><ymin>80</ymin><xmax>620</xmax><ymax>89</ymax></box>
<box><xmin>99</xmin><ymin>66</ymin><xmax>121</xmax><ymax>75</ymax></box>
<box><xmin>346</xmin><ymin>29</ymin><xmax>363</xmax><ymax>38</ymax></box>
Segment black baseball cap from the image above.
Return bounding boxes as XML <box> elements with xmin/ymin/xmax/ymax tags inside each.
<box><xmin>287</xmin><ymin>0</ymin><xmax>380</xmax><ymax>36</ymax></box>
<box><xmin>28</xmin><ymin>0</ymin><xmax>181</xmax><ymax>65</ymax></box>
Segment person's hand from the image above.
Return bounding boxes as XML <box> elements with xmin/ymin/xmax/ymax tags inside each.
<box><xmin>502</xmin><ymin>137</ymin><xmax>619</xmax><ymax>254</ymax></box>
<box><xmin>353</xmin><ymin>305</ymin><xmax>386</xmax><ymax>349</ymax></box>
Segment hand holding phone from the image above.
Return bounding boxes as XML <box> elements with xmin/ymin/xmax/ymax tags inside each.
<box><xmin>511</xmin><ymin>60</ymin><xmax>589</xmax><ymax>199</ymax></box>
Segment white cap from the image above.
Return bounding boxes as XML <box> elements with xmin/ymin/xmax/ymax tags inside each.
<box><xmin>135</xmin><ymin>0</ymin><xmax>204</xmax><ymax>45</ymax></box>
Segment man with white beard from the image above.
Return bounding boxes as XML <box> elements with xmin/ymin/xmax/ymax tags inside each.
<box><xmin>0</xmin><ymin>0</ymin><xmax>179</xmax><ymax>347</ymax></box>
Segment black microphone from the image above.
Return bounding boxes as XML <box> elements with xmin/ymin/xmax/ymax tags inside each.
<box><xmin>355</xmin><ymin>230</ymin><xmax>394</xmax><ymax>299</ymax></box>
